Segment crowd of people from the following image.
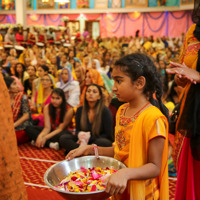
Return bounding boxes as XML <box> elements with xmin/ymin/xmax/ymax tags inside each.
<box><xmin>0</xmin><ymin>24</ymin><xmax>183</xmax><ymax>152</ymax></box>
<box><xmin>1</xmin><ymin>8</ymin><xmax>199</xmax><ymax>198</ymax></box>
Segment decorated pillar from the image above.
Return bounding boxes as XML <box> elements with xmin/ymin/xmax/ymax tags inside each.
<box><xmin>16</xmin><ymin>0</ymin><xmax>27</xmax><ymax>27</ymax></box>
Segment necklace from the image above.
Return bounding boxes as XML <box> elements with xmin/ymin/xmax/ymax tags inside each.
<box><xmin>121</xmin><ymin>102</ymin><xmax>150</xmax><ymax>126</ymax></box>
<box><xmin>131</xmin><ymin>102</ymin><xmax>150</xmax><ymax>119</ymax></box>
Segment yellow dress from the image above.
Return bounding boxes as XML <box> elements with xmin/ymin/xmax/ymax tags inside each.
<box><xmin>113</xmin><ymin>104</ymin><xmax>169</xmax><ymax>200</ymax></box>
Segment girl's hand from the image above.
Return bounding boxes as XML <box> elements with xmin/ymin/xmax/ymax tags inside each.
<box><xmin>104</xmin><ymin>168</ymin><xmax>128</xmax><ymax>195</ymax></box>
<box><xmin>166</xmin><ymin>62</ymin><xmax>200</xmax><ymax>84</ymax></box>
<box><xmin>35</xmin><ymin>135</ymin><xmax>46</xmax><ymax>148</ymax></box>
<box><xmin>65</xmin><ymin>145</ymin><xmax>93</xmax><ymax>160</ymax></box>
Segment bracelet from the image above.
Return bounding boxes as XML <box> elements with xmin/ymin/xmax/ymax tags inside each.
<box><xmin>92</xmin><ymin>144</ymin><xmax>99</xmax><ymax>159</ymax></box>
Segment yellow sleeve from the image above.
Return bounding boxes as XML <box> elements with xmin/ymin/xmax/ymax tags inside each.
<box><xmin>148</xmin><ymin>117</ymin><xmax>167</xmax><ymax>141</ymax></box>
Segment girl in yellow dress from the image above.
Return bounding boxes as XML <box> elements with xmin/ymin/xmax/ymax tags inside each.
<box><xmin>66</xmin><ymin>53</ymin><xmax>169</xmax><ymax>200</ymax></box>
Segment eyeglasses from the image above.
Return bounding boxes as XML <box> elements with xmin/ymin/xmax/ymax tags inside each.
<box><xmin>41</xmin><ymin>78</ymin><xmax>51</xmax><ymax>82</ymax></box>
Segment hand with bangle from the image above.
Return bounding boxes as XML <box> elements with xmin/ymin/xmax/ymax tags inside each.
<box><xmin>166</xmin><ymin>61</ymin><xmax>200</xmax><ymax>85</ymax></box>
<box><xmin>66</xmin><ymin>144</ymin><xmax>95</xmax><ymax>161</ymax></box>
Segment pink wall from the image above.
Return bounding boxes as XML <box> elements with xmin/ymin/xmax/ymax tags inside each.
<box><xmin>0</xmin><ymin>11</ymin><xmax>193</xmax><ymax>37</ymax></box>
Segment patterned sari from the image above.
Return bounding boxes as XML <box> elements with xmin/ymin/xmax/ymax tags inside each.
<box><xmin>12</xmin><ymin>92</ymin><xmax>30</xmax><ymax>144</ymax></box>
<box><xmin>173</xmin><ymin>24</ymin><xmax>200</xmax><ymax>200</ymax></box>
<box><xmin>12</xmin><ymin>92</ymin><xmax>24</xmax><ymax>122</ymax></box>
<box><xmin>112</xmin><ymin>104</ymin><xmax>169</xmax><ymax>200</ymax></box>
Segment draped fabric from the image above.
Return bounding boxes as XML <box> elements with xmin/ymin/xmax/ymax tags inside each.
<box><xmin>172</xmin><ymin>23</ymin><xmax>200</xmax><ymax>200</ymax></box>
<box><xmin>172</xmin><ymin>24</ymin><xmax>199</xmax><ymax>168</ymax></box>
<box><xmin>0</xmin><ymin>11</ymin><xmax>193</xmax><ymax>38</ymax></box>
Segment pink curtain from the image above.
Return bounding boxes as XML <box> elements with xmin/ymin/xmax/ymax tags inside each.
<box><xmin>0</xmin><ymin>14</ymin><xmax>15</xmax><ymax>24</ymax></box>
<box><xmin>124</xmin><ymin>13</ymin><xmax>143</xmax><ymax>37</ymax></box>
<box><xmin>100</xmin><ymin>13</ymin><xmax>124</xmax><ymax>37</ymax></box>
<box><xmin>168</xmin><ymin>11</ymin><xmax>193</xmax><ymax>37</ymax></box>
<box><xmin>0</xmin><ymin>11</ymin><xmax>194</xmax><ymax>38</ymax></box>
<box><xmin>143</xmin><ymin>12</ymin><xmax>166</xmax><ymax>37</ymax></box>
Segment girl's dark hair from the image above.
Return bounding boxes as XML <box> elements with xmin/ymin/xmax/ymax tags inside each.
<box><xmin>114</xmin><ymin>53</ymin><xmax>169</xmax><ymax>119</ymax></box>
<box><xmin>166</xmin><ymin>81</ymin><xmax>178</xmax><ymax>104</ymax></box>
<box><xmin>3</xmin><ymin>76</ymin><xmax>15</xmax><ymax>89</ymax></box>
<box><xmin>15</xmin><ymin>63</ymin><xmax>26</xmax><ymax>80</ymax></box>
<box><xmin>49</xmin><ymin>88</ymin><xmax>67</xmax><ymax>124</ymax></box>
<box><xmin>39</xmin><ymin>65</ymin><xmax>49</xmax><ymax>72</ymax></box>
<box><xmin>81</xmin><ymin>83</ymin><xmax>104</xmax><ymax>136</ymax></box>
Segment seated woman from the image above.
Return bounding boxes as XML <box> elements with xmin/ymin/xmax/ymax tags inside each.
<box><xmin>4</xmin><ymin>28</ymin><xmax>16</xmax><ymax>45</ymax></box>
<box><xmin>4</xmin><ymin>76</ymin><xmax>30</xmax><ymax>145</ymax></box>
<box><xmin>32</xmin><ymin>74</ymin><xmax>56</xmax><ymax>126</ymax></box>
<box><xmin>79</xmin><ymin>68</ymin><xmax>104</xmax><ymax>105</ymax></box>
<box><xmin>14</xmin><ymin>62</ymin><xmax>28</xmax><ymax>85</ymax></box>
<box><xmin>59</xmin><ymin>83</ymin><xmax>113</xmax><ymax>155</ymax></box>
<box><xmin>27</xmin><ymin>26</ymin><xmax>38</xmax><ymax>46</ymax></box>
<box><xmin>15</xmin><ymin>27</ymin><xmax>24</xmax><ymax>45</ymax></box>
<box><xmin>31</xmin><ymin>65</ymin><xmax>49</xmax><ymax>109</ymax></box>
<box><xmin>56</xmin><ymin>67</ymin><xmax>80</xmax><ymax>107</ymax></box>
<box><xmin>24</xmin><ymin>65</ymin><xmax>37</xmax><ymax>98</ymax></box>
<box><xmin>26</xmin><ymin>88</ymin><xmax>73</xmax><ymax>150</ymax></box>
<box><xmin>72</xmin><ymin>59</ymin><xmax>82</xmax><ymax>80</ymax></box>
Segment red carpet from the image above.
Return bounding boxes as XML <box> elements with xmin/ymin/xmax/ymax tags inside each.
<box><xmin>26</xmin><ymin>186</ymin><xmax>65</xmax><ymax>200</ymax></box>
<box><xmin>18</xmin><ymin>143</ymin><xmax>65</xmax><ymax>161</ymax></box>
<box><xmin>18</xmin><ymin>143</ymin><xmax>66</xmax><ymax>199</ymax></box>
<box><xmin>18</xmin><ymin>143</ymin><xmax>176</xmax><ymax>199</ymax></box>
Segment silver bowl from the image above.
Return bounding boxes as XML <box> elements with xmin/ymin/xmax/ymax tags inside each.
<box><xmin>44</xmin><ymin>156</ymin><xmax>126</xmax><ymax>200</ymax></box>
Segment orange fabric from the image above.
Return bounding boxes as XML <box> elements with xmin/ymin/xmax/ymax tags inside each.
<box><xmin>0</xmin><ymin>74</ymin><xmax>27</xmax><ymax>200</ymax></box>
<box><xmin>113</xmin><ymin>104</ymin><xmax>169</xmax><ymax>200</ymax></box>
<box><xmin>172</xmin><ymin>24</ymin><xmax>199</xmax><ymax>169</ymax></box>
<box><xmin>79</xmin><ymin>68</ymin><xmax>104</xmax><ymax>106</ymax></box>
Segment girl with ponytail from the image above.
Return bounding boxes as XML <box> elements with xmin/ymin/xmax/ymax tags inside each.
<box><xmin>66</xmin><ymin>53</ymin><xmax>169</xmax><ymax>200</ymax></box>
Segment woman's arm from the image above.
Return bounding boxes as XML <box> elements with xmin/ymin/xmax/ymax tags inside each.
<box><xmin>44</xmin><ymin>107</ymin><xmax>74</xmax><ymax>140</ymax></box>
<box><xmin>66</xmin><ymin>145</ymin><xmax>114</xmax><ymax>160</ymax></box>
<box><xmin>14</xmin><ymin>113</ymin><xmax>29</xmax><ymax>128</ymax></box>
<box><xmin>14</xmin><ymin>94</ymin><xmax>30</xmax><ymax>128</ymax></box>
<box><xmin>35</xmin><ymin>105</ymin><xmax>51</xmax><ymax>148</ymax></box>
<box><xmin>38</xmin><ymin>105</ymin><xmax>52</xmax><ymax>137</ymax></box>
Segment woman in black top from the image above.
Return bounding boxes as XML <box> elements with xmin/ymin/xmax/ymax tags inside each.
<box><xmin>59</xmin><ymin>83</ymin><xmax>113</xmax><ymax>155</ymax></box>
<box><xmin>24</xmin><ymin>65</ymin><xmax>37</xmax><ymax>98</ymax></box>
